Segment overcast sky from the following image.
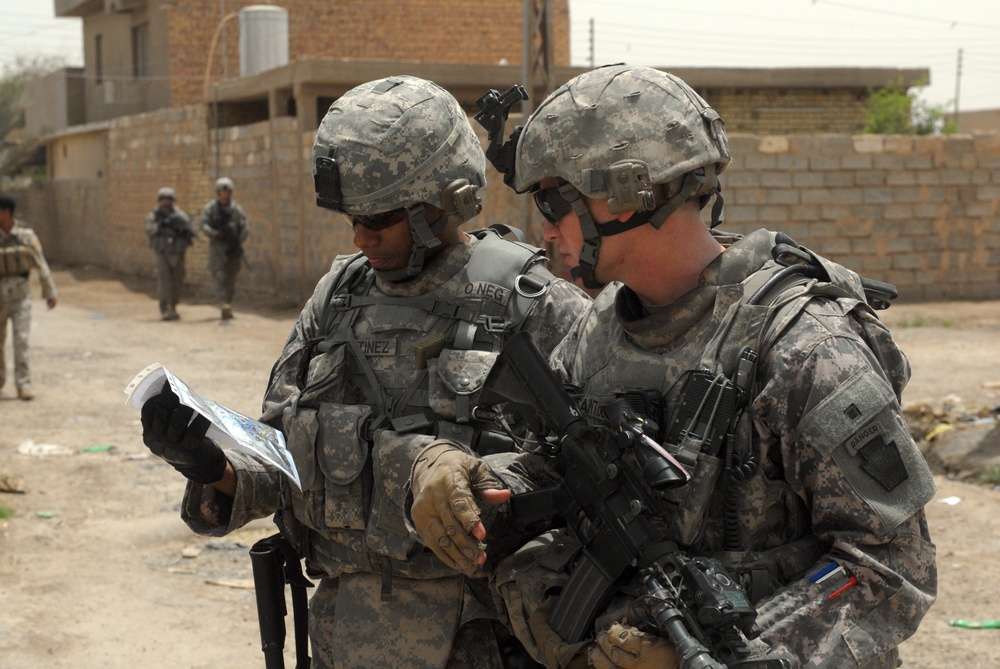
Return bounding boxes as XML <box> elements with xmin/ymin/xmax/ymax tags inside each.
<box><xmin>1</xmin><ymin>0</ymin><xmax>997</xmax><ymax>112</ymax></box>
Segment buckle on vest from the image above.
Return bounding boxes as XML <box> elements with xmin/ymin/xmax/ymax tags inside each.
<box><xmin>479</xmin><ymin>315</ymin><xmax>509</xmax><ymax>333</ymax></box>
<box><xmin>330</xmin><ymin>294</ymin><xmax>353</xmax><ymax>310</ymax></box>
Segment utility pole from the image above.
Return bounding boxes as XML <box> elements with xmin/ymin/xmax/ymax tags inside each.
<box><xmin>589</xmin><ymin>17</ymin><xmax>595</xmax><ymax>68</ymax></box>
<box><xmin>521</xmin><ymin>0</ymin><xmax>555</xmax><ymax>246</ymax></box>
<box><xmin>954</xmin><ymin>48</ymin><xmax>963</xmax><ymax>128</ymax></box>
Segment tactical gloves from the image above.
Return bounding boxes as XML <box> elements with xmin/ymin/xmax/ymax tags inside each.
<box><xmin>527</xmin><ymin>596</ymin><xmax>679</xmax><ymax>669</ymax></box>
<box><xmin>590</xmin><ymin>622</ymin><xmax>679</xmax><ymax>669</ymax></box>
<box><xmin>409</xmin><ymin>442</ymin><xmax>503</xmax><ymax>574</ymax></box>
<box><xmin>141</xmin><ymin>384</ymin><xmax>227</xmax><ymax>485</ymax></box>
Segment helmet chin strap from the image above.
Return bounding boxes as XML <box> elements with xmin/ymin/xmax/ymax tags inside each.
<box><xmin>563</xmin><ymin>170</ymin><xmax>726</xmax><ymax>289</ymax></box>
<box><xmin>377</xmin><ymin>203</ymin><xmax>446</xmax><ymax>282</ymax></box>
<box><xmin>560</xmin><ymin>181</ymin><xmax>653</xmax><ymax>290</ymax></box>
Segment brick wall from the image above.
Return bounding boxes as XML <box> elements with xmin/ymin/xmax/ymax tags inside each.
<box><xmin>722</xmin><ymin>133</ymin><xmax>1000</xmax><ymax>301</ymax></box>
<box><xmin>706</xmin><ymin>89</ymin><xmax>868</xmax><ymax>135</ymax></box>
<box><xmin>17</xmin><ymin>106</ymin><xmax>1000</xmax><ymax>305</ymax></box>
<box><xmin>169</xmin><ymin>0</ymin><xmax>570</xmax><ymax>108</ymax></box>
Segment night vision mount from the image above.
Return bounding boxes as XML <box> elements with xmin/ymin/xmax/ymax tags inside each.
<box><xmin>474</xmin><ymin>85</ymin><xmax>527</xmax><ymax>189</ymax></box>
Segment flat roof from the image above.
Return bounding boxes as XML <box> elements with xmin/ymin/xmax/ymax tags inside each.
<box><xmin>207</xmin><ymin>58</ymin><xmax>930</xmax><ymax>107</ymax></box>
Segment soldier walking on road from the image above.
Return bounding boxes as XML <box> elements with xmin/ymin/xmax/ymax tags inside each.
<box><xmin>145</xmin><ymin>186</ymin><xmax>196</xmax><ymax>321</ymax></box>
<box><xmin>0</xmin><ymin>194</ymin><xmax>57</xmax><ymax>400</ymax></box>
<box><xmin>199</xmin><ymin>177</ymin><xmax>248</xmax><ymax>321</ymax></box>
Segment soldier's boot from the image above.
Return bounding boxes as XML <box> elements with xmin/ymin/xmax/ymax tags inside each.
<box><xmin>17</xmin><ymin>387</ymin><xmax>34</xmax><ymax>401</ymax></box>
<box><xmin>221</xmin><ymin>303</ymin><xmax>234</xmax><ymax>320</ymax></box>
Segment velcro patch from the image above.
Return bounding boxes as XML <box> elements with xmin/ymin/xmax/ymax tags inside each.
<box><xmin>462</xmin><ymin>281</ymin><xmax>510</xmax><ymax>305</ymax></box>
<box><xmin>857</xmin><ymin>433</ymin><xmax>908</xmax><ymax>492</ymax></box>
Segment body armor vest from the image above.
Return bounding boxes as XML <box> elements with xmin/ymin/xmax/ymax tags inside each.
<box><xmin>568</xmin><ymin>230</ymin><xmax>898</xmax><ymax>601</ymax></box>
<box><xmin>279</xmin><ymin>229</ymin><xmax>556</xmax><ymax>580</ymax></box>
<box><xmin>0</xmin><ymin>230</ymin><xmax>37</xmax><ymax>278</ymax></box>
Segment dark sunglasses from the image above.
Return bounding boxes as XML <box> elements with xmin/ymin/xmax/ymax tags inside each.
<box><xmin>533</xmin><ymin>185</ymin><xmax>574</xmax><ymax>224</ymax></box>
<box><xmin>351</xmin><ymin>208</ymin><xmax>408</xmax><ymax>231</ymax></box>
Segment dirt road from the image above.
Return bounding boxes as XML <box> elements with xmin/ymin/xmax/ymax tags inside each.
<box><xmin>1</xmin><ymin>267</ymin><xmax>999</xmax><ymax>668</ymax></box>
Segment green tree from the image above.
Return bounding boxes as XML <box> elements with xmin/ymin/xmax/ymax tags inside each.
<box><xmin>864</xmin><ymin>78</ymin><xmax>957</xmax><ymax>135</ymax></box>
<box><xmin>1</xmin><ymin>57</ymin><xmax>62</xmax><ymax>180</ymax></box>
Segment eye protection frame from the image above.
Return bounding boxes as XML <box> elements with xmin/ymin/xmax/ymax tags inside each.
<box><xmin>351</xmin><ymin>208</ymin><xmax>408</xmax><ymax>231</ymax></box>
<box><xmin>533</xmin><ymin>184</ymin><xmax>574</xmax><ymax>224</ymax></box>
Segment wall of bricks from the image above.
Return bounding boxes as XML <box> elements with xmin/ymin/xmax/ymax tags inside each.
<box><xmin>17</xmin><ymin>105</ymin><xmax>1000</xmax><ymax>307</ymax></box>
<box><xmin>705</xmin><ymin>88</ymin><xmax>869</xmax><ymax>135</ymax></box>
<box><xmin>169</xmin><ymin>0</ymin><xmax>570</xmax><ymax>108</ymax></box>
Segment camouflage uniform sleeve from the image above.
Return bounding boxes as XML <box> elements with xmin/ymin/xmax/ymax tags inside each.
<box><xmin>179</xmin><ymin>263</ymin><xmax>348</xmax><ymax>536</ymax></box>
<box><xmin>24</xmin><ymin>230</ymin><xmax>57</xmax><ymax>300</ymax></box>
<box><xmin>751</xmin><ymin>305</ymin><xmax>937</xmax><ymax>667</ymax></box>
<box><xmin>198</xmin><ymin>202</ymin><xmax>217</xmax><ymax>237</ymax></box>
<box><xmin>234</xmin><ymin>203</ymin><xmax>249</xmax><ymax>242</ymax></box>
<box><xmin>180</xmin><ymin>449</ymin><xmax>284</xmax><ymax>536</ymax></box>
<box><xmin>516</xmin><ymin>277</ymin><xmax>591</xmax><ymax>359</ymax></box>
<box><xmin>144</xmin><ymin>210</ymin><xmax>158</xmax><ymax>239</ymax></box>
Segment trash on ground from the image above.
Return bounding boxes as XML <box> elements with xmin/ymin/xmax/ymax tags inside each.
<box><xmin>949</xmin><ymin>619</ymin><xmax>1000</xmax><ymax>629</ymax></box>
<box><xmin>925</xmin><ymin>423</ymin><xmax>953</xmax><ymax>442</ymax></box>
<box><xmin>181</xmin><ymin>546</ymin><xmax>202</xmax><ymax>558</ymax></box>
<box><xmin>205</xmin><ymin>578</ymin><xmax>255</xmax><ymax>590</ymax></box>
<box><xmin>17</xmin><ymin>440</ymin><xmax>74</xmax><ymax>457</ymax></box>
<box><xmin>82</xmin><ymin>444</ymin><xmax>117</xmax><ymax>453</ymax></box>
<box><xmin>36</xmin><ymin>510</ymin><xmax>57</xmax><ymax>519</ymax></box>
<box><xmin>937</xmin><ymin>496</ymin><xmax>962</xmax><ymax>505</ymax></box>
<box><xmin>0</xmin><ymin>475</ymin><xmax>26</xmax><ymax>494</ymax></box>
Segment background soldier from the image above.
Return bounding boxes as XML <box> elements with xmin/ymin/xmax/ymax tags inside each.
<box><xmin>409</xmin><ymin>65</ymin><xmax>937</xmax><ymax>669</ymax></box>
<box><xmin>0</xmin><ymin>194</ymin><xmax>57</xmax><ymax>400</ymax></box>
<box><xmin>144</xmin><ymin>186</ymin><xmax>195</xmax><ymax>321</ymax></box>
<box><xmin>139</xmin><ymin>76</ymin><xmax>590</xmax><ymax>668</ymax></box>
<box><xmin>199</xmin><ymin>176</ymin><xmax>248</xmax><ymax>320</ymax></box>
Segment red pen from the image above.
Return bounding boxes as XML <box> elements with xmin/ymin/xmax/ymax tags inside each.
<box><xmin>829</xmin><ymin>576</ymin><xmax>859</xmax><ymax>600</ymax></box>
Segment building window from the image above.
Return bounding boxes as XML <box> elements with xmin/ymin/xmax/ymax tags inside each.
<box><xmin>95</xmin><ymin>33</ymin><xmax>103</xmax><ymax>84</ymax></box>
<box><xmin>132</xmin><ymin>23</ymin><xmax>150</xmax><ymax>78</ymax></box>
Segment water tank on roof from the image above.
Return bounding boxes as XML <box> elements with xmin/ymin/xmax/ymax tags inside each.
<box><xmin>239</xmin><ymin>5</ymin><xmax>289</xmax><ymax>77</ymax></box>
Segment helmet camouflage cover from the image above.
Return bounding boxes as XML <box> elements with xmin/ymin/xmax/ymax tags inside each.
<box><xmin>514</xmin><ymin>64</ymin><xmax>731</xmax><ymax>213</ymax></box>
<box><xmin>312</xmin><ymin>75</ymin><xmax>486</xmax><ymax>218</ymax></box>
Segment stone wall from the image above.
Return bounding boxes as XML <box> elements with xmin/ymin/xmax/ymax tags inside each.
<box><xmin>14</xmin><ymin>105</ymin><xmax>1000</xmax><ymax>306</ymax></box>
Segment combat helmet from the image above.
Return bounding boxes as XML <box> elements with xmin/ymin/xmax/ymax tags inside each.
<box><xmin>312</xmin><ymin>75</ymin><xmax>487</xmax><ymax>281</ymax></box>
<box><xmin>498</xmin><ymin>64</ymin><xmax>730</xmax><ymax>288</ymax></box>
<box><xmin>215</xmin><ymin>177</ymin><xmax>234</xmax><ymax>192</ymax></box>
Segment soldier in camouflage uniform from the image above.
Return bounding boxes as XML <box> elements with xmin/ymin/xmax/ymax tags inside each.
<box><xmin>139</xmin><ymin>76</ymin><xmax>590</xmax><ymax>669</ymax></box>
<box><xmin>145</xmin><ymin>186</ymin><xmax>196</xmax><ymax>321</ymax></box>
<box><xmin>408</xmin><ymin>66</ymin><xmax>936</xmax><ymax>669</ymax></box>
<box><xmin>0</xmin><ymin>194</ymin><xmax>57</xmax><ymax>401</ymax></box>
<box><xmin>199</xmin><ymin>176</ymin><xmax>249</xmax><ymax>320</ymax></box>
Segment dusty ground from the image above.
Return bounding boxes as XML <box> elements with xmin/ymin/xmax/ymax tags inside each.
<box><xmin>1</xmin><ymin>267</ymin><xmax>999</xmax><ymax>669</ymax></box>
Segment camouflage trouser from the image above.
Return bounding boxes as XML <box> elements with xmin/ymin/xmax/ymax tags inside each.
<box><xmin>154</xmin><ymin>251</ymin><xmax>185</xmax><ymax>315</ymax></box>
<box><xmin>0</xmin><ymin>295</ymin><xmax>32</xmax><ymax>391</ymax></box>
<box><xmin>208</xmin><ymin>242</ymin><xmax>241</xmax><ymax>303</ymax></box>
<box><xmin>307</xmin><ymin>572</ymin><xmax>509</xmax><ymax>669</ymax></box>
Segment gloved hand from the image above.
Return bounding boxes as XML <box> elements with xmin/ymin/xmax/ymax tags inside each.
<box><xmin>410</xmin><ymin>442</ymin><xmax>509</xmax><ymax>574</ymax></box>
<box><xmin>589</xmin><ymin>622</ymin><xmax>679</xmax><ymax>669</ymax></box>
<box><xmin>527</xmin><ymin>597</ymin><xmax>590</xmax><ymax>669</ymax></box>
<box><xmin>141</xmin><ymin>384</ymin><xmax>227</xmax><ymax>485</ymax></box>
